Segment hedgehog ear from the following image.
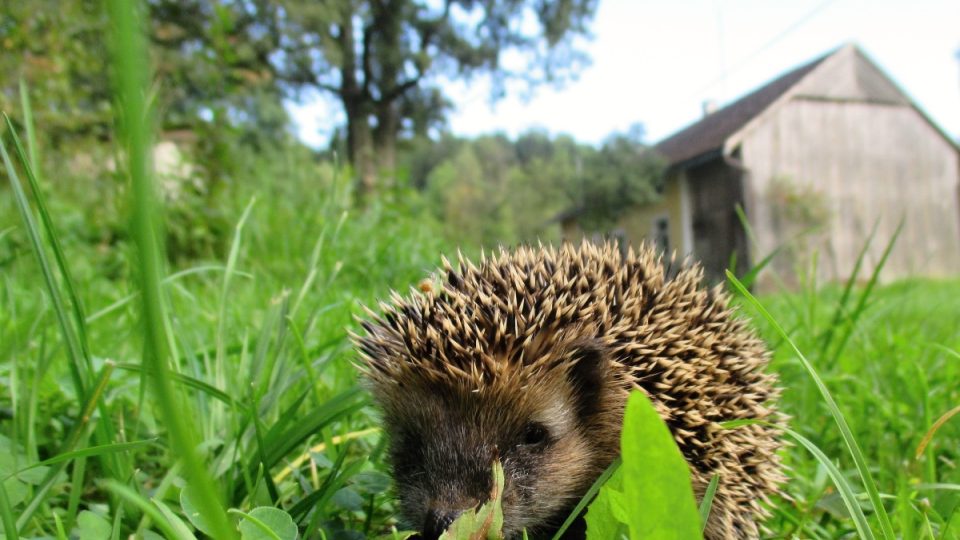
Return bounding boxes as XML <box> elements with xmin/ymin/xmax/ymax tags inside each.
<box><xmin>566</xmin><ymin>341</ymin><xmax>608</xmax><ymax>422</ymax></box>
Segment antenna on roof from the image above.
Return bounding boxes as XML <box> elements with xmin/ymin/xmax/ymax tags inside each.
<box><xmin>702</xmin><ymin>100</ymin><xmax>719</xmax><ymax>117</ymax></box>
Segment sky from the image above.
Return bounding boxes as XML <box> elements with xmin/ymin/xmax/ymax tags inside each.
<box><xmin>290</xmin><ymin>0</ymin><xmax>960</xmax><ymax>148</ymax></box>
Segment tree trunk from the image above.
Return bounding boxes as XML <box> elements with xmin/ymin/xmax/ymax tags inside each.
<box><xmin>335</xmin><ymin>9</ymin><xmax>379</xmax><ymax>202</ymax></box>
<box><xmin>373</xmin><ymin>100</ymin><xmax>398</xmax><ymax>189</ymax></box>
<box><xmin>368</xmin><ymin>0</ymin><xmax>402</xmax><ymax>194</ymax></box>
<box><xmin>345</xmin><ymin>99</ymin><xmax>377</xmax><ymax>198</ymax></box>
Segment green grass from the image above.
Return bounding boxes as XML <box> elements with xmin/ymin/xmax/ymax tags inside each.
<box><xmin>1</xmin><ymin>3</ymin><xmax>959</xmax><ymax>539</ymax></box>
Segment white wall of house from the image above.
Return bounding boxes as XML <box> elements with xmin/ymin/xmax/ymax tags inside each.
<box><xmin>739</xmin><ymin>96</ymin><xmax>960</xmax><ymax>284</ymax></box>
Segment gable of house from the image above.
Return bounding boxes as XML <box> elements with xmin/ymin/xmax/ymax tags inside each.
<box><xmin>622</xmin><ymin>43</ymin><xmax>960</xmax><ymax>287</ymax></box>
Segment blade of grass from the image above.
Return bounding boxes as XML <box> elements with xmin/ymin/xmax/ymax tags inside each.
<box><xmin>5</xmin><ymin>109</ymin><xmax>93</xmax><ymax>368</ymax></box>
<box><xmin>782</xmin><ymin>427</ymin><xmax>875</xmax><ymax>540</ymax></box>
<box><xmin>0</xmin><ymin>123</ymin><xmax>89</xmax><ymax>398</ymax></box>
<box><xmin>105</xmin><ymin>0</ymin><xmax>237</xmax><ymax>538</ymax></box>
<box><xmin>102</xmin><ymin>480</ymin><xmax>196</xmax><ymax>540</ymax></box>
<box><xmin>17</xmin><ymin>360</ymin><xmax>116</xmax><ymax>530</ymax></box>
<box><xmin>286</xmin><ymin>315</ymin><xmax>325</xmax><ymax>407</ymax></box>
<box><xmin>53</xmin><ymin>513</ymin><xmax>68</xmax><ymax>540</ymax></box>
<box><xmin>289</xmin><ymin>443</ymin><xmax>355</xmax><ymax>521</ymax></box>
<box><xmin>114</xmin><ymin>363</ymin><xmax>236</xmax><ymax>405</ymax></box>
<box><xmin>305</xmin><ymin>456</ymin><xmax>369</xmax><ymax>532</ymax></box>
<box><xmin>262</xmin><ymin>390</ymin><xmax>367</xmax><ymax>469</ymax></box>
<box><xmin>913</xmin><ymin>484</ymin><xmax>960</xmax><ymax>492</ymax></box>
<box><xmin>816</xmin><ymin>220</ymin><xmax>878</xmax><ymax>359</ymax></box>
<box><xmin>65</xmin><ymin>452</ymin><xmax>87</xmax><ymax>535</ymax></box>
<box><xmin>0</xmin><ymin>477</ymin><xmax>17</xmax><ymax>540</ymax></box>
<box><xmin>733</xmin><ymin>203</ymin><xmax>806</xmax><ymax>319</ymax></box>
<box><xmin>915</xmin><ymin>405</ymin><xmax>960</xmax><ymax>459</ymax></box>
<box><xmin>736</xmin><ymin>247</ymin><xmax>781</xmax><ymax>291</ymax></box>
<box><xmin>727</xmin><ymin>270</ymin><xmax>896</xmax><ymax>540</ymax></box>
<box><xmin>253</xmin><ymin>293</ymin><xmax>291</xmax><ymax>400</ymax></box>
<box><xmin>273</xmin><ymin>427</ymin><xmax>380</xmax><ymax>484</ymax></box>
<box><xmin>216</xmin><ymin>197</ymin><xmax>256</xmax><ymax>397</ymax></box>
<box><xmin>3</xmin><ymin>439</ymin><xmax>157</xmax><ymax>480</ymax></box>
<box><xmin>252</xmin><ymin>406</ymin><xmax>281</xmax><ymax>504</ymax></box>
<box><xmin>5</xmin><ymin>105</ymin><xmax>130</xmax><ymax>492</ymax></box>
<box><xmin>550</xmin><ymin>457</ymin><xmax>621</xmax><ymax>540</ymax></box>
<box><xmin>827</xmin><ymin>220</ymin><xmax>903</xmax><ymax>364</ymax></box>
<box><xmin>18</xmin><ymin>79</ymin><xmax>39</xmax><ymax>172</ymax></box>
<box><xmin>86</xmin><ymin>265</ymin><xmax>250</xmax><ymax>323</ymax></box>
<box><xmin>699</xmin><ymin>474</ymin><xmax>720</xmax><ymax>534</ymax></box>
<box><xmin>110</xmin><ymin>503</ymin><xmax>124</xmax><ymax>540</ymax></box>
<box><xmin>132</xmin><ymin>462</ymin><xmax>183</xmax><ymax>534</ymax></box>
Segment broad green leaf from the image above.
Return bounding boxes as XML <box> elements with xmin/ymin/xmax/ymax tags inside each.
<box><xmin>180</xmin><ymin>485</ymin><xmax>214</xmax><ymax>536</ymax></box>
<box><xmin>77</xmin><ymin>510</ymin><xmax>111</xmax><ymax>540</ymax></box>
<box><xmin>439</xmin><ymin>461</ymin><xmax>505</xmax><ymax>540</ymax></box>
<box><xmin>352</xmin><ymin>470</ymin><xmax>392</xmax><ymax>495</ymax></box>
<box><xmin>585</xmin><ymin>467</ymin><xmax>629</xmax><ymax>539</ymax></box>
<box><xmin>620</xmin><ymin>391</ymin><xmax>702</xmax><ymax>539</ymax></box>
<box><xmin>331</xmin><ymin>487</ymin><xmax>365</xmax><ymax>512</ymax></box>
<box><xmin>1</xmin><ymin>478</ymin><xmax>27</xmax><ymax>508</ymax></box>
<box><xmin>235</xmin><ymin>507</ymin><xmax>298</xmax><ymax>540</ymax></box>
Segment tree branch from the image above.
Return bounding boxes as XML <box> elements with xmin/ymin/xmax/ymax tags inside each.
<box><xmin>360</xmin><ymin>23</ymin><xmax>374</xmax><ymax>100</ymax></box>
<box><xmin>381</xmin><ymin>76</ymin><xmax>422</xmax><ymax>103</ymax></box>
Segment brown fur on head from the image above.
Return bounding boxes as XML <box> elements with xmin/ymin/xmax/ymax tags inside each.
<box><xmin>367</xmin><ymin>336</ymin><xmax>626</xmax><ymax>538</ymax></box>
<box><xmin>355</xmin><ymin>242</ymin><xmax>784</xmax><ymax>539</ymax></box>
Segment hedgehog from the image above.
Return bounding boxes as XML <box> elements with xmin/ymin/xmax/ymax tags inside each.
<box><xmin>354</xmin><ymin>241</ymin><xmax>784</xmax><ymax>539</ymax></box>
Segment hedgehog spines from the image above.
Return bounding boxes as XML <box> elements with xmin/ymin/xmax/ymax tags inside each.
<box><xmin>356</xmin><ymin>240</ymin><xmax>783</xmax><ymax>539</ymax></box>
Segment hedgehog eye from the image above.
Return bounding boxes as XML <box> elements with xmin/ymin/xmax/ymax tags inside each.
<box><xmin>521</xmin><ymin>422</ymin><xmax>550</xmax><ymax>447</ymax></box>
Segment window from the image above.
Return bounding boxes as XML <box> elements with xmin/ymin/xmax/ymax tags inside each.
<box><xmin>654</xmin><ymin>216</ymin><xmax>670</xmax><ymax>253</ymax></box>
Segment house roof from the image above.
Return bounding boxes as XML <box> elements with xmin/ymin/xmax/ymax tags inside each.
<box><xmin>655</xmin><ymin>50</ymin><xmax>833</xmax><ymax>168</ymax></box>
<box><xmin>655</xmin><ymin>44</ymin><xmax>960</xmax><ymax>169</ymax></box>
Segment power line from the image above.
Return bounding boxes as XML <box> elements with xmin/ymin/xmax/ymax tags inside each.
<box><xmin>691</xmin><ymin>0</ymin><xmax>842</xmax><ymax>101</ymax></box>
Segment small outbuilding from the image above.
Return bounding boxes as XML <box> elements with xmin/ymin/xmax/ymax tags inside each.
<box><xmin>617</xmin><ymin>43</ymin><xmax>960</xmax><ymax>287</ymax></box>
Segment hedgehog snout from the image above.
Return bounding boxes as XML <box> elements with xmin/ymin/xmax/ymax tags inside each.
<box><xmin>420</xmin><ymin>508</ymin><xmax>464</xmax><ymax>540</ymax></box>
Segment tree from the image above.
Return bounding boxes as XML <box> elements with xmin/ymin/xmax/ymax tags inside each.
<box><xmin>575</xmin><ymin>130</ymin><xmax>664</xmax><ymax>231</ymax></box>
<box><xmin>0</xmin><ymin>1</ymin><xmax>113</xmax><ymax>142</ymax></box>
<box><xmin>426</xmin><ymin>144</ymin><xmax>510</xmax><ymax>245</ymax></box>
<box><xmin>409</xmin><ymin>127</ymin><xmax>664</xmax><ymax>246</ymax></box>
<box><xmin>267</xmin><ymin>0</ymin><xmax>599</xmax><ymax>198</ymax></box>
<box><xmin>1</xmin><ymin>1</ymin><xmax>288</xmax><ymax>148</ymax></box>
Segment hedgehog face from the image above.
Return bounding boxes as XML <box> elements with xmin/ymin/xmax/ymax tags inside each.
<box><xmin>367</xmin><ymin>341</ymin><xmax>622</xmax><ymax>540</ymax></box>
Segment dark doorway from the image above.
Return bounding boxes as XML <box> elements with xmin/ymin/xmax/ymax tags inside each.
<box><xmin>687</xmin><ymin>159</ymin><xmax>750</xmax><ymax>283</ymax></box>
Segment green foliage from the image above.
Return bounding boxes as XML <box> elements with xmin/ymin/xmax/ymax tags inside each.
<box><xmin>576</xmin><ymin>132</ymin><xmax>665</xmax><ymax>230</ymax></box>
<box><xmin>142</xmin><ymin>0</ymin><xmax>600</xmax><ymax>193</ymax></box>
<box><xmin>425</xmin><ymin>143</ymin><xmax>511</xmax><ymax>246</ymax></box>
<box><xmin>1</xmin><ymin>76</ymin><xmax>446</xmax><ymax>540</ymax></box>
<box><xmin>584</xmin><ymin>392</ymin><xmax>702</xmax><ymax>540</ymax></box>
<box><xmin>234</xmin><ymin>507</ymin><xmax>299</xmax><ymax>540</ymax></box>
<box><xmin>0</xmin><ymin>0</ymin><xmax>112</xmax><ymax>140</ymax></box>
<box><xmin>76</xmin><ymin>509</ymin><xmax>111</xmax><ymax>540</ymax></box>
<box><xmin>419</xmin><ymin>128</ymin><xmax>664</xmax><ymax>248</ymax></box>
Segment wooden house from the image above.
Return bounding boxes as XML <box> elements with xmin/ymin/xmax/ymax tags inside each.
<box><xmin>610</xmin><ymin>44</ymin><xmax>960</xmax><ymax>287</ymax></box>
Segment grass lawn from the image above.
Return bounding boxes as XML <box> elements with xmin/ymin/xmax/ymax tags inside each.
<box><xmin>1</xmin><ymin>2</ymin><xmax>958</xmax><ymax>538</ymax></box>
<box><xmin>3</xmin><ymin>129</ymin><xmax>958</xmax><ymax>537</ymax></box>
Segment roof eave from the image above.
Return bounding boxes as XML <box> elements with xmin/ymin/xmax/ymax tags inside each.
<box><xmin>665</xmin><ymin>148</ymin><xmax>725</xmax><ymax>172</ymax></box>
